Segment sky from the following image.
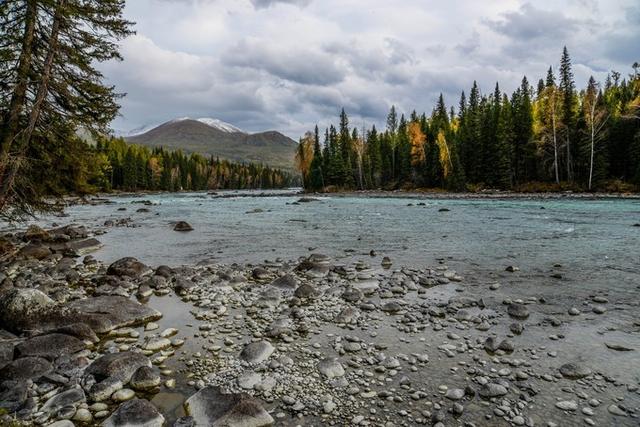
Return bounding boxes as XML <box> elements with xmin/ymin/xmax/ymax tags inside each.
<box><xmin>103</xmin><ymin>0</ymin><xmax>640</xmax><ymax>138</ymax></box>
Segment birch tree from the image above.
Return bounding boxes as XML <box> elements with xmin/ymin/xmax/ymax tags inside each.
<box><xmin>583</xmin><ymin>77</ymin><xmax>608</xmax><ymax>190</ymax></box>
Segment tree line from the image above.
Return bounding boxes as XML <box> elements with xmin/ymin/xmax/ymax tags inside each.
<box><xmin>297</xmin><ymin>49</ymin><xmax>640</xmax><ymax>192</ymax></box>
<box><xmin>95</xmin><ymin>137</ymin><xmax>294</xmax><ymax>192</ymax></box>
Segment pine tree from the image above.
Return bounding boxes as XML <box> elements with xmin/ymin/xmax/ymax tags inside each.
<box><xmin>0</xmin><ymin>0</ymin><xmax>134</xmax><ymax>218</ymax></box>
<box><xmin>559</xmin><ymin>47</ymin><xmax>576</xmax><ymax>182</ymax></box>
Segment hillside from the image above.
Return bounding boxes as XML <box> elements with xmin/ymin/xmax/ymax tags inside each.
<box><xmin>125</xmin><ymin>118</ymin><xmax>297</xmax><ymax>171</ymax></box>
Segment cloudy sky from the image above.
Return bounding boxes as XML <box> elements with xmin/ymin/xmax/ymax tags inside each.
<box><xmin>104</xmin><ymin>0</ymin><xmax>639</xmax><ymax>138</ymax></box>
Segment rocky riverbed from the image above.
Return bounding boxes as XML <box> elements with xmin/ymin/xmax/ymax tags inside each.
<box><xmin>0</xmin><ymin>223</ymin><xmax>639</xmax><ymax>427</ymax></box>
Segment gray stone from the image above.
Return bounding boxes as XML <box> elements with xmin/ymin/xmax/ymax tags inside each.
<box><xmin>130</xmin><ymin>366</ymin><xmax>161</xmax><ymax>391</ymax></box>
<box><xmin>0</xmin><ymin>380</ymin><xmax>28</xmax><ymax>413</ymax></box>
<box><xmin>270</xmin><ymin>274</ymin><xmax>298</xmax><ymax>290</ymax></box>
<box><xmin>0</xmin><ymin>288</ymin><xmax>55</xmax><ymax>333</ymax></box>
<box><xmin>507</xmin><ymin>303</ymin><xmax>529</xmax><ymax>319</ymax></box>
<box><xmin>317</xmin><ymin>359</ymin><xmax>345</xmax><ymax>378</ymax></box>
<box><xmin>18</xmin><ymin>243</ymin><xmax>52</xmax><ymax>260</ymax></box>
<box><xmin>445</xmin><ymin>389</ymin><xmax>465</xmax><ymax>401</ymax></box>
<box><xmin>240</xmin><ymin>341</ymin><xmax>275</xmax><ymax>364</ymax></box>
<box><xmin>559</xmin><ymin>363</ymin><xmax>592</xmax><ymax>379</ymax></box>
<box><xmin>478</xmin><ymin>383</ymin><xmax>508</xmax><ymax>398</ymax></box>
<box><xmin>90</xmin><ymin>377</ymin><xmax>123</xmax><ymax>402</ymax></box>
<box><xmin>86</xmin><ymin>352</ymin><xmax>152</xmax><ymax>383</ymax></box>
<box><xmin>41</xmin><ymin>388</ymin><xmax>85</xmax><ymax>415</ymax></box>
<box><xmin>184</xmin><ymin>386</ymin><xmax>273</xmax><ymax>427</ymax></box>
<box><xmin>15</xmin><ymin>333</ymin><xmax>85</xmax><ymax>360</ymax></box>
<box><xmin>0</xmin><ymin>357</ymin><xmax>52</xmax><ymax>381</ymax></box>
<box><xmin>607</xmin><ymin>404</ymin><xmax>627</xmax><ymax>416</ymax></box>
<box><xmin>102</xmin><ymin>398</ymin><xmax>165</xmax><ymax>427</ymax></box>
<box><xmin>107</xmin><ymin>257</ymin><xmax>151</xmax><ymax>278</ymax></box>
<box><xmin>294</xmin><ymin>283</ymin><xmax>319</xmax><ymax>299</ymax></box>
<box><xmin>66</xmin><ymin>296</ymin><xmax>162</xmax><ymax>334</ymax></box>
<box><xmin>556</xmin><ymin>400</ymin><xmax>578</xmax><ymax>411</ymax></box>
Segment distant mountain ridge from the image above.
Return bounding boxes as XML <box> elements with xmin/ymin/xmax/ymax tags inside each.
<box><xmin>123</xmin><ymin>117</ymin><xmax>297</xmax><ymax>171</ymax></box>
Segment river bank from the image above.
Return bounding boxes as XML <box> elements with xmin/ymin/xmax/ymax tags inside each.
<box><xmin>1</xmin><ymin>218</ymin><xmax>639</xmax><ymax>426</ymax></box>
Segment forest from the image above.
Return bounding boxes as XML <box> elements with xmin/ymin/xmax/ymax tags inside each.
<box><xmin>296</xmin><ymin>49</ymin><xmax>640</xmax><ymax>192</ymax></box>
<box><xmin>94</xmin><ymin>138</ymin><xmax>294</xmax><ymax>192</ymax></box>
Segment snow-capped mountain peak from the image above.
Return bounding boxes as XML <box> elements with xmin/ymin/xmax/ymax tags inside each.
<box><xmin>172</xmin><ymin>117</ymin><xmax>244</xmax><ymax>133</ymax></box>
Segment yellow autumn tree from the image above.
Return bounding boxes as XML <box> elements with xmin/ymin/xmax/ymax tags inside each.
<box><xmin>436</xmin><ymin>130</ymin><xmax>453</xmax><ymax>178</ymax></box>
<box><xmin>408</xmin><ymin>121</ymin><xmax>425</xmax><ymax>167</ymax></box>
<box><xmin>295</xmin><ymin>132</ymin><xmax>315</xmax><ymax>186</ymax></box>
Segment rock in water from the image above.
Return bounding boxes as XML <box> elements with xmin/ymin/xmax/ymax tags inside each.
<box><xmin>184</xmin><ymin>386</ymin><xmax>273</xmax><ymax>427</ymax></box>
<box><xmin>66</xmin><ymin>296</ymin><xmax>162</xmax><ymax>334</ymax></box>
<box><xmin>174</xmin><ymin>221</ymin><xmax>194</xmax><ymax>232</ymax></box>
<box><xmin>107</xmin><ymin>257</ymin><xmax>150</xmax><ymax>278</ymax></box>
<box><xmin>130</xmin><ymin>366</ymin><xmax>162</xmax><ymax>391</ymax></box>
<box><xmin>102</xmin><ymin>399</ymin><xmax>165</xmax><ymax>427</ymax></box>
<box><xmin>605</xmin><ymin>342</ymin><xmax>634</xmax><ymax>351</ymax></box>
<box><xmin>240</xmin><ymin>341</ymin><xmax>275</xmax><ymax>364</ymax></box>
<box><xmin>559</xmin><ymin>362</ymin><xmax>592</xmax><ymax>379</ymax></box>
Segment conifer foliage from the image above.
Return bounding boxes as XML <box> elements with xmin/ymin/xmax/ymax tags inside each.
<box><xmin>1</xmin><ymin>0</ymin><xmax>134</xmax><ymax>218</ymax></box>
<box><xmin>298</xmin><ymin>50</ymin><xmax>640</xmax><ymax>193</ymax></box>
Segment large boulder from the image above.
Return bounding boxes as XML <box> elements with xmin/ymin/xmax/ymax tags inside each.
<box><xmin>18</xmin><ymin>243</ymin><xmax>52</xmax><ymax>259</ymax></box>
<box><xmin>0</xmin><ymin>288</ymin><xmax>55</xmax><ymax>333</ymax></box>
<box><xmin>107</xmin><ymin>257</ymin><xmax>150</xmax><ymax>278</ymax></box>
<box><xmin>66</xmin><ymin>296</ymin><xmax>162</xmax><ymax>334</ymax></box>
<box><xmin>15</xmin><ymin>333</ymin><xmax>86</xmax><ymax>360</ymax></box>
<box><xmin>0</xmin><ymin>341</ymin><xmax>14</xmax><ymax>370</ymax></box>
<box><xmin>66</xmin><ymin>238</ymin><xmax>103</xmax><ymax>255</ymax></box>
<box><xmin>50</xmin><ymin>224</ymin><xmax>88</xmax><ymax>240</ymax></box>
<box><xmin>41</xmin><ymin>388</ymin><xmax>85</xmax><ymax>415</ymax></box>
<box><xmin>184</xmin><ymin>386</ymin><xmax>274</xmax><ymax>427</ymax></box>
<box><xmin>102</xmin><ymin>398</ymin><xmax>165</xmax><ymax>427</ymax></box>
<box><xmin>86</xmin><ymin>352</ymin><xmax>152</xmax><ymax>383</ymax></box>
<box><xmin>0</xmin><ymin>380</ymin><xmax>29</xmax><ymax>413</ymax></box>
<box><xmin>0</xmin><ymin>357</ymin><xmax>52</xmax><ymax>381</ymax></box>
<box><xmin>23</xmin><ymin>225</ymin><xmax>51</xmax><ymax>242</ymax></box>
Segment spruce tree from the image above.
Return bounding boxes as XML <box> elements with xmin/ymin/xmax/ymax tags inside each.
<box><xmin>559</xmin><ymin>47</ymin><xmax>576</xmax><ymax>182</ymax></box>
<box><xmin>0</xmin><ymin>0</ymin><xmax>134</xmax><ymax>218</ymax></box>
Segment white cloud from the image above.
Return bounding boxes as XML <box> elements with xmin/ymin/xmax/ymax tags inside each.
<box><xmin>105</xmin><ymin>0</ymin><xmax>639</xmax><ymax>137</ymax></box>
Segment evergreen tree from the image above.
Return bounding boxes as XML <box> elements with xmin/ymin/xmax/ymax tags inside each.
<box><xmin>559</xmin><ymin>47</ymin><xmax>577</xmax><ymax>181</ymax></box>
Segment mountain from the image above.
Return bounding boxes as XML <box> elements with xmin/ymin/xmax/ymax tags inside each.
<box><xmin>124</xmin><ymin>118</ymin><xmax>297</xmax><ymax>171</ymax></box>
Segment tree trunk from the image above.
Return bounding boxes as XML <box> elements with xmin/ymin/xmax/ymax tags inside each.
<box><xmin>566</xmin><ymin>133</ymin><xmax>572</xmax><ymax>182</ymax></box>
<box><xmin>0</xmin><ymin>0</ymin><xmax>65</xmax><ymax>206</ymax></box>
<box><xmin>589</xmin><ymin>111</ymin><xmax>595</xmax><ymax>191</ymax></box>
<box><xmin>552</xmin><ymin>111</ymin><xmax>559</xmax><ymax>184</ymax></box>
<box><xmin>0</xmin><ymin>0</ymin><xmax>38</xmax><ymax>159</ymax></box>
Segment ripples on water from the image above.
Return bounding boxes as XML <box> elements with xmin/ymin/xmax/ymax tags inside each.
<box><xmin>24</xmin><ymin>191</ymin><xmax>640</xmax><ymax>295</ymax></box>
